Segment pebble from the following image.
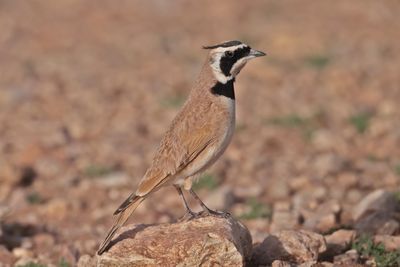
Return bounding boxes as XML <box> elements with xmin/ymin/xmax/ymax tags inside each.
<box><xmin>374</xmin><ymin>235</ymin><xmax>400</xmax><ymax>251</ymax></box>
<box><xmin>323</xmin><ymin>229</ymin><xmax>356</xmax><ymax>257</ymax></box>
<box><xmin>333</xmin><ymin>249</ymin><xmax>359</xmax><ymax>265</ymax></box>
<box><xmin>252</xmin><ymin>230</ymin><xmax>326</xmax><ymax>265</ymax></box>
<box><xmin>12</xmin><ymin>247</ymin><xmax>33</xmax><ymax>259</ymax></box>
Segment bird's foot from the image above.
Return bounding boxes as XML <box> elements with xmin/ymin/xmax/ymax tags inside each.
<box><xmin>200</xmin><ymin>208</ymin><xmax>231</xmax><ymax>219</ymax></box>
<box><xmin>178</xmin><ymin>210</ymin><xmax>199</xmax><ymax>222</ymax></box>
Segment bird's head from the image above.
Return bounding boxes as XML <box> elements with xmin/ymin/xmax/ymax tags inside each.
<box><xmin>204</xmin><ymin>40</ymin><xmax>266</xmax><ymax>84</ymax></box>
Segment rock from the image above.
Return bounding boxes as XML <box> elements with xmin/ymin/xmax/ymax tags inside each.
<box><xmin>0</xmin><ymin>245</ymin><xmax>15</xmax><ymax>266</ymax></box>
<box><xmin>77</xmin><ymin>254</ymin><xmax>97</xmax><ymax>267</ymax></box>
<box><xmin>353</xmin><ymin>189</ymin><xmax>399</xmax><ymax>222</ymax></box>
<box><xmin>267</xmin><ymin>177</ymin><xmax>290</xmax><ymax>199</ymax></box>
<box><xmin>12</xmin><ymin>247</ymin><xmax>33</xmax><ymax>259</ymax></box>
<box><xmin>32</xmin><ymin>233</ymin><xmax>55</xmax><ymax>249</ymax></box>
<box><xmin>312</xmin><ymin>130</ymin><xmax>337</xmax><ymax>151</ymax></box>
<box><xmin>251</xmin><ymin>230</ymin><xmax>326</xmax><ymax>266</ymax></box>
<box><xmin>312</xmin><ymin>153</ymin><xmax>345</xmax><ymax>178</ymax></box>
<box><xmin>97</xmin><ymin>215</ymin><xmax>252</xmax><ymax>267</ymax></box>
<box><xmin>288</xmin><ymin>176</ymin><xmax>310</xmax><ymax>192</ymax></box>
<box><xmin>40</xmin><ymin>198</ymin><xmax>69</xmax><ymax>221</ymax></box>
<box><xmin>272</xmin><ymin>260</ymin><xmax>292</xmax><ymax>267</ymax></box>
<box><xmin>336</xmin><ymin>173</ymin><xmax>358</xmax><ymax>189</ymax></box>
<box><xmin>302</xmin><ymin>200</ymin><xmax>341</xmax><ymax>233</ymax></box>
<box><xmin>322</xmin><ymin>229</ymin><xmax>356</xmax><ymax>259</ymax></box>
<box><xmin>270</xmin><ymin>202</ymin><xmax>298</xmax><ymax>233</ymax></box>
<box><xmin>355</xmin><ymin>211</ymin><xmax>400</xmax><ymax>235</ymax></box>
<box><xmin>353</xmin><ymin>190</ymin><xmax>400</xmax><ymax>235</ymax></box>
<box><xmin>333</xmin><ymin>249</ymin><xmax>359</xmax><ymax>266</ymax></box>
<box><xmin>374</xmin><ymin>235</ymin><xmax>400</xmax><ymax>251</ymax></box>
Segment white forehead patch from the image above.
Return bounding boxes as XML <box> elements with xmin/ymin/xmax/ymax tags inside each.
<box><xmin>211</xmin><ymin>44</ymin><xmax>247</xmax><ymax>53</ymax></box>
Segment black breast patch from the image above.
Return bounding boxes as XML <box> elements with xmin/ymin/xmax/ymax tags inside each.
<box><xmin>210</xmin><ymin>79</ymin><xmax>235</xmax><ymax>100</ymax></box>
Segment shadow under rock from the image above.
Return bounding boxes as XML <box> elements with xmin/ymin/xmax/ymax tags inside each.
<box><xmin>0</xmin><ymin>222</ymin><xmax>47</xmax><ymax>250</ymax></box>
<box><xmin>249</xmin><ymin>235</ymin><xmax>293</xmax><ymax>266</ymax></box>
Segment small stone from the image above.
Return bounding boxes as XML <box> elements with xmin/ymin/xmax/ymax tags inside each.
<box><xmin>378</xmin><ymin>219</ymin><xmax>400</xmax><ymax>235</ymax></box>
<box><xmin>33</xmin><ymin>233</ymin><xmax>55</xmax><ymax>249</ymax></box>
<box><xmin>312</xmin><ymin>130</ymin><xmax>336</xmax><ymax>151</ymax></box>
<box><xmin>267</xmin><ymin>178</ymin><xmax>290</xmax><ymax>199</ymax></box>
<box><xmin>355</xmin><ymin>211</ymin><xmax>400</xmax><ymax>235</ymax></box>
<box><xmin>374</xmin><ymin>235</ymin><xmax>400</xmax><ymax>251</ymax></box>
<box><xmin>0</xmin><ymin>245</ymin><xmax>15</xmax><ymax>266</ymax></box>
<box><xmin>12</xmin><ymin>247</ymin><xmax>33</xmax><ymax>259</ymax></box>
<box><xmin>251</xmin><ymin>230</ymin><xmax>326</xmax><ymax>265</ymax></box>
<box><xmin>41</xmin><ymin>198</ymin><xmax>68</xmax><ymax>221</ymax></box>
<box><xmin>21</xmin><ymin>238</ymin><xmax>33</xmax><ymax>249</ymax></box>
<box><xmin>353</xmin><ymin>189</ymin><xmax>399</xmax><ymax>221</ymax></box>
<box><xmin>288</xmin><ymin>176</ymin><xmax>310</xmax><ymax>191</ymax></box>
<box><xmin>333</xmin><ymin>249</ymin><xmax>359</xmax><ymax>265</ymax></box>
<box><xmin>337</xmin><ymin>173</ymin><xmax>358</xmax><ymax>188</ymax></box>
<box><xmin>77</xmin><ymin>254</ymin><xmax>96</xmax><ymax>267</ymax></box>
<box><xmin>270</xmin><ymin>202</ymin><xmax>298</xmax><ymax>233</ymax></box>
<box><xmin>302</xmin><ymin>200</ymin><xmax>341</xmax><ymax>233</ymax></box>
<box><xmin>353</xmin><ymin>190</ymin><xmax>400</xmax><ymax>235</ymax></box>
<box><xmin>272</xmin><ymin>260</ymin><xmax>292</xmax><ymax>267</ymax></box>
<box><xmin>312</xmin><ymin>153</ymin><xmax>345</xmax><ymax>178</ymax></box>
<box><xmin>323</xmin><ymin>229</ymin><xmax>356</xmax><ymax>258</ymax></box>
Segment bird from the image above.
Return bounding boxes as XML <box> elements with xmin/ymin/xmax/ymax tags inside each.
<box><xmin>98</xmin><ymin>40</ymin><xmax>265</xmax><ymax>255</ymax></box>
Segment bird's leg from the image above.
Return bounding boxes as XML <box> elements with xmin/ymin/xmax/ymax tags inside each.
<box><xmin>174</xmin><ymin>185</ymin><xmax>197</xmax><ymax>221</ymax></box>
<box><xmin>189</xmin><ymin>189</ymin><xmax>230</xmax><ymax>218</ymax></box>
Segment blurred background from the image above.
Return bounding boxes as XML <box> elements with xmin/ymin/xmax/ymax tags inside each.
<box><xmin>0</xmin><ymin>0</ymin><xmax>399</xmax><ymax>265</ymax></box>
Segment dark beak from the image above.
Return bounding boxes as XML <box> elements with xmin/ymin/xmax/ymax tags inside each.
<box><xmin>248</xmin><ymin>48</ymin><xmax>266</xmax><ymax>58</ymax></box>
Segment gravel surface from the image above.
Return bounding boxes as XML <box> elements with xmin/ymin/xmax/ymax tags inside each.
<box><xmin>0</xmin><ymin>1</ymin><xmax>399</xmax><ymax>265</ymax></box>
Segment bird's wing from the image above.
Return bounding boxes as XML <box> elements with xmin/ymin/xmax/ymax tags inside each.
<box><xmin>135</xmin><ymin>123</ymin><xmax>215</xmax><ymax>196</ymax></box>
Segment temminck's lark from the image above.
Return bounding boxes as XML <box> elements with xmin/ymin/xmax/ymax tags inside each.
<box><xmin>98</xmin><ymin>40</ymin><xmax>265</xmax><ymax>254</ymax></box>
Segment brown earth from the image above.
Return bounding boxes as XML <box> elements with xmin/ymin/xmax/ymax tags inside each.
<box><xmin>0</xmin><ymin>0</ymin><xmax>399</xmax><ymax>265</ymax></box>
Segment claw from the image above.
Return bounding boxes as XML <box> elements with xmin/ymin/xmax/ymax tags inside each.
<box><xmin>199</xmin><ymin>208</ymin><xmax>231</xmax><ymax>219</ymax></box>
<box><xmin>178</xmin><ymin>210</ymin><xmax>199</xmax><ymax>222</ymax></box>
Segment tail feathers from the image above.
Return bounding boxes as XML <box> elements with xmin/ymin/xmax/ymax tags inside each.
<box><xmin>97</xmin><ymin>196</ymin><xmax>144</xmax><ymax>255</ymax></box>
<box><xmin>114</xmin><ymin>193</ymin><xmax>139</xmax><ymax>215</ymax></box>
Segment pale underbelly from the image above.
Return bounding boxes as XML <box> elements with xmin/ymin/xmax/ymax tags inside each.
<box><xmin>175</xmin><ymin>100</ymin><xmax>235</xmax><ymax>186</ymax></box>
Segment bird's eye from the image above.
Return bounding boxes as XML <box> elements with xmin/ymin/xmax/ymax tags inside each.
<box><xmin>225</xmin><ymin>51</ymin><xmax>234</xmax><ymax>58</ymax></box>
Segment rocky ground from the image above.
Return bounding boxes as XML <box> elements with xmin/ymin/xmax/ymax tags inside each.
<box><xmin>0</xmin><ymin>1</ymin><xmax>400</xmax><ymax>266</ymax></box>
